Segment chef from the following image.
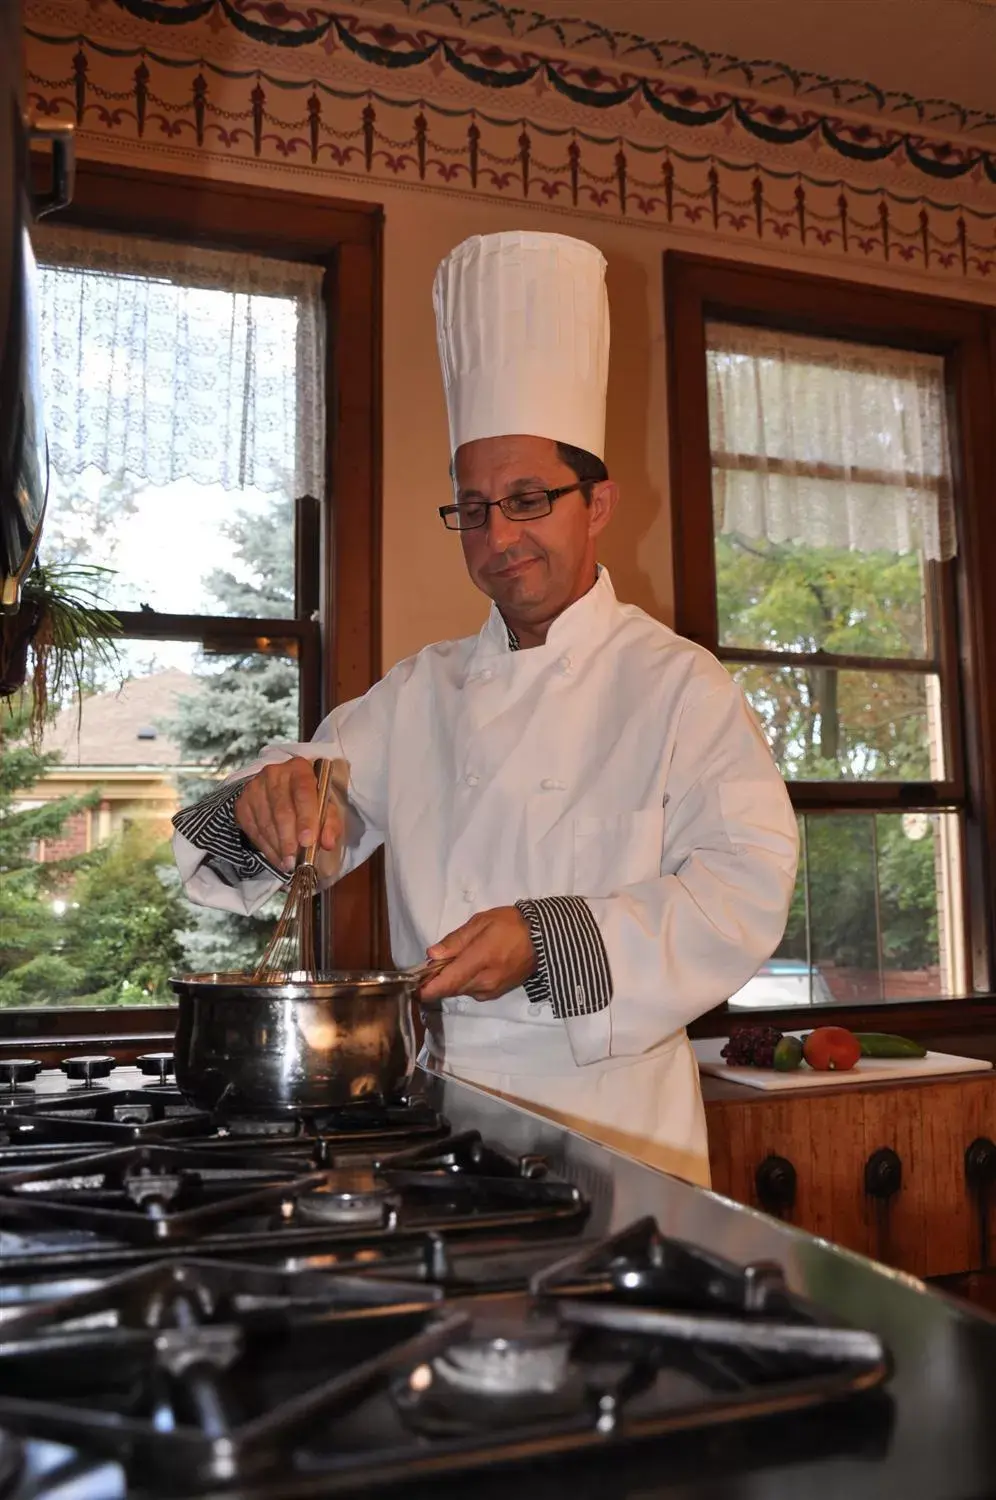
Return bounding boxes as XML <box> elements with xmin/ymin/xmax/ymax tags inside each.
<box><xmin>172</xmin><ymin>229</ymin><xmax>798</xmax><ymax>1187</ymax></box>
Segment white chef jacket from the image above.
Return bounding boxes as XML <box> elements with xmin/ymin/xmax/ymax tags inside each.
<box><xmin>173</xmin><ymin>570</ymin><xmax>798</xmax><ymax>1186</ymax></box>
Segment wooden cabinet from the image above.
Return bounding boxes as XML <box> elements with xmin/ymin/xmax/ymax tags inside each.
<box><xmin>703</xmin><ymin>1071</ymin><xmax>996</xmax><ymax>1278</ymax></box>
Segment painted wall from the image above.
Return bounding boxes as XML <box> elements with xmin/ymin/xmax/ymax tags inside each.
<box><xmin>25</xmin><ymin>0</ymin><xmax>996</xmax><ymax>671</ymax></box>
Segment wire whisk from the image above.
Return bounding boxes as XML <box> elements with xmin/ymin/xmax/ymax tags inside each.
<box><xmin>253</xmin><ymin>758</ymin><xmax>338</xmax><ymax>982</ymax></box>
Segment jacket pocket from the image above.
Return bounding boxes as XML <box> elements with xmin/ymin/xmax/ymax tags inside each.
<box><xmin>717</xmin><ymin>779</ymin><xmax>797</xmax><ymax>860</ymax></box>
<box><xmin>573</xmin><ymin>807</ymin><xmax>666</xmax><ymax>897</ymax></box>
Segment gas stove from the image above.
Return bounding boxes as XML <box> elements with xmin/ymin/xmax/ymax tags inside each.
<box><xmin>0</xmin><ymin>1059</ymin><xmax>890</xmax><ymax>1499</ymax></box>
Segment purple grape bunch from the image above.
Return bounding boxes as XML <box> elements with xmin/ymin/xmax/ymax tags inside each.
<box><xmin>720</xmin><ymin>1025</ymin><xmax>784</xmax><ymax>1069</ymax></box>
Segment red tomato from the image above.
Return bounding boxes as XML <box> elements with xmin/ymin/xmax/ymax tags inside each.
<box><xmin>803</xmin><ymin>1027</ymin><xmax>862</xmax><ymax>1072</ymax></box>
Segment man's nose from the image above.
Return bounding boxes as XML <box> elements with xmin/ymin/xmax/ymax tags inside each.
<box><xmin>486</xmin><ymin>503</ymin><xmax>523</xmax><ymax>550</ymax></box>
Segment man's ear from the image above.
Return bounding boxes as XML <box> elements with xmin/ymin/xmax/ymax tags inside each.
<box><xmin>587</xmin><ymin>479</ymin><xmax>619</xmax><ymax>538</ymax></box>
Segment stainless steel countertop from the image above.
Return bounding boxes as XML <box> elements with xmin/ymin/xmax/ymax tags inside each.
<box><xmin>415</xmin><ymin>1066</ymin><xmax>996</xmax><ymax>1500</ymax></box>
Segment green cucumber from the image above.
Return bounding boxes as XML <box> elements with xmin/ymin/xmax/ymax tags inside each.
<box><xmin>854</xmin><ymin>1032</ymin><xmax>927</xmax><ymax>1060</ymax></box>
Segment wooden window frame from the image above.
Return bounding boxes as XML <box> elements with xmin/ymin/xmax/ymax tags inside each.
<box><xmin>665</xmin><ymin>252</ymin><xmax>996</xmax><ymax>1041</ymax></box>
<box><xmin>0</xmin><ymin>160</ymin><xmax>383</xmax><ymax>1053</ymax></box>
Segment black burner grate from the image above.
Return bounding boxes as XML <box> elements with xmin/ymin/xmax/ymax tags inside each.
<box><xmin>1</xmin><ymin>1091</ymin><xmax>211</xmax><ymax>1147</ymax></box>
<box><xmin>0</xmin><ymin>1218</ymin><xmax>890</xmax><ymax>1498</ymax></box>
<box><xmin>0</xmin><ymin>1131</ymin><xmax>589</xmax><ymax>1274</ymax></box>
<box><xmin>0</xmin><ymin>1089</ymin><xmax>450</xmax><ymax>1172</ymax></box>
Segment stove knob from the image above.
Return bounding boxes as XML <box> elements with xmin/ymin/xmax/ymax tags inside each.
<box><xmin>61</xmin><ymin>1054</ymin><xmax>116</xmax><ymax>1088</ymax></box>
<box><xmin>0</xmin><ymin>1058</ymin><xmax>43</xmax><ymax>1092</ymax></box>
<box><xmin>137</xmin><ymin>1053</ymin><xmax>175</xmax><ymax>1085</ymax></box>
<box><xmin>864</xmin><ymin>1146</ymin><xmax>902</xmax><ymax>1200</ymax></box>
<box><xmin>754</xmin><ymin>1154</ymin><xmax>797</xmax><ymax>1217</ymax></box>
<box><xmin>965</xmin><ymin>1137</ymin><xmax>996</xmax><ymax>1189</ymax></box>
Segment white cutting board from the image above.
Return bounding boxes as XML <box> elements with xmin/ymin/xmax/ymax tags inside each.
<box><xmin>694</xmin><ymin>1033</ymin><xmax>993</xmax><ymax>1091</ymax></box>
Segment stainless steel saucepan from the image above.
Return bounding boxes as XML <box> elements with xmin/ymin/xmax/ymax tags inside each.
<box><xmin>169</xmin><ymin>964</ymin><xmax>442</xmax><ymax>1116</ymax></box>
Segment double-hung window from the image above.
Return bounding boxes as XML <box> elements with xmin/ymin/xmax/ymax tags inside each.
<box><xmin>0</xmin><ymin>163</ymin><xmax>381</xmax><ymax>1030</ymax></box>
<box><xmin>667</xmin><ymin>255</ymin><xmax>996</xmax><ymax>1013</ymax></box>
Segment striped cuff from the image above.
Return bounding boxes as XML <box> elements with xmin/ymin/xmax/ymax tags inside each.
<box><xmin>172</xmin><ymin>780</ymin><xmax>287</xmax><ymax>886</ymax></box>
<box><xmin>515</xmin><ymin>896</ymin><xmax>613</xmax><ymax>1019</ymax></box>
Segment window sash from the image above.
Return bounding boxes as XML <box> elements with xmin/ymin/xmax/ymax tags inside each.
<box><xmin>704</xmin><ymin>329</ymin><xmax>962</xmax><ymax>804</ymax></box>
<box><xmin>665</xmin><ymin>252</ymin><xmax>996</xmax><ymax>998</ymax></box>
<box><xmin>34</xmin><ymin>224</ymin><xmax>326</xmax><ymax>504</ymax></box>
<box><xmin>714</xmin><ymin>548</ymin><xmax>964</xmax><ymax>806</ymax></box>
<box><xmin>705</xmin><ymin>319</ymin><xmax>955</xmax><ymax>561</ymax></box>
<box><xmin>0</xmin><ymin>160</ymin><xmax>383</xmax><ymax>1033</ymax></box>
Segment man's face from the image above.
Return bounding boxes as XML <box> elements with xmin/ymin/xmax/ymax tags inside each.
<box><xmin>452</xmin><ymin>435</ymin><xmax>616</xmax><ymax>633</ymax></box>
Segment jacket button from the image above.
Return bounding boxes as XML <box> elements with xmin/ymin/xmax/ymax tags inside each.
<box><xmin>480</xmin><ymin>669</ymin><xmax>494</xmax><ymax>682</ymax></box>
<box><xmin>559</xmin><ymin>655</ymin><xmax>573</xmax><ymax>674</ymax></box>
<box><xmin>540</xmin><ymin>777</ymin><xmax>563</xmax><ymax>791</ymax></box>
<box><xmin>465</xmin><ymin>773</ymin><xmax>480</xmax><ymax>787</ymax></box>
<box><xmin>462</xmin><ymin>888</ymin><xmax>476</xmax><ymax>903</ymax></box>
<box><xmin>528</xmin><ymin>1002</ymin><xmax>543</xmax><ymax>1017</ymax></box>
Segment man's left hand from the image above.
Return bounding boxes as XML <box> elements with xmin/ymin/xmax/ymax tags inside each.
<box><xmin>419</xmin><ymin>907</ymin><xmax>536</xmax><ymax>1003</ymax></box>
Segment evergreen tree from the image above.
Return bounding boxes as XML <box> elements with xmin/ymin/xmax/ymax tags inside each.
<box><xmin>164</xmin><ymin>496</ymin><xmax>299</xmax><ymax>972</ymax></box>
<box><xmin>168</xmin><ymin>497</ymin><xmax>298</xmax><ymax>801</ymax></box>
<box><xmin>60</xmin><ymin>826</ymin><xmax>188</xmax><ymax>1004</ymax></box>
<box><xmin>0</xmin><ymin>701</ymin><xmax>100</xmax><ymax>1001</ymax></box>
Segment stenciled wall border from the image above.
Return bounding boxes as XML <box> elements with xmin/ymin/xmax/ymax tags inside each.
<box><xmin>345</xmin><ymin>0</ymin><xmax>996</xmax><ymax>136</ymax></box>
<box><xmin>111</xmin><ymin>0</ymin><xmax>996</xmax><ymax>146</ymax></box>
<box><xmin>97</xmin><ymin>0</ymin><xmax>996</xmax><ymax>179</ymax></box>
<box><xmin>24</xmin><ymin>0</ymin><xmax>996</xmax><ymax>286</ymax></box>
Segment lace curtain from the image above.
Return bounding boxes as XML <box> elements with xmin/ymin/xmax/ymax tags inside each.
<box><xmin>706</xmin><ymin>322</ymin><xmax>956</xmax><ymax>561</ymax></box>
<box><xmin>33</xmin><ymin>225</ymin><xmax>325</xmax><ymax>498</ymax></box>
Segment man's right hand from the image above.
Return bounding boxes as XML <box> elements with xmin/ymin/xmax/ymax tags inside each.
<box><xmin>234</xmin><ymin>757</ymin><xmax>344</xmax><ymax>874</ymax></box>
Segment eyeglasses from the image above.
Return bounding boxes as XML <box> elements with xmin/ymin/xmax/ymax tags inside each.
<box><xmin>438</xmin><ymin>483</ymin><xmax>586</xmax><ymax>532</ymax></box>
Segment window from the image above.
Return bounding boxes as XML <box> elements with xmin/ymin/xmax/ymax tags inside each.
<box><xmin>2</xmin><ymin>227</ymin><xmax>320</xmax><ymax>1009</ymax></box>
<box><xmin>0</xmin><ymin>163</ymin><xmax>382</xmax><ymax>1027</ymax></box>
<box><xmin>666</xmin><ymin>255</ymin><xmax>996</xmax><ymax>1014</ymax></box>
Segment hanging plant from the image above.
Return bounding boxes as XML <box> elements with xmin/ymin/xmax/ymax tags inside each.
<box><xmin>0</xmin><ymin>563</ymin><xmax>121</xmax><ymax>744</ymax></box>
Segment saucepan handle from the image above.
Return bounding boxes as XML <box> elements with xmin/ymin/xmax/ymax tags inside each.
<box><xmin>402</xmin><ymin>957</ymin><xmax>447</xmax><ymax>985</ymax></box>
<box><xmin>402</xmin><ymin>957</ymin><xmax>450</xmax><ymax>1006</ymax></box>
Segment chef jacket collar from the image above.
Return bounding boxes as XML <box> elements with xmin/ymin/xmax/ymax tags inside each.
<box><xmin>479</xmin><ymin>565</ymin><xmax>616</xmax><ymax>660</ymax></box>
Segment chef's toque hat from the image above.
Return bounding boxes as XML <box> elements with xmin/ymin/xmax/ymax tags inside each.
<box><xmin>433</xmin><ymin>230</ymin><xmax>609</xmax><ymax>461</ymax></box>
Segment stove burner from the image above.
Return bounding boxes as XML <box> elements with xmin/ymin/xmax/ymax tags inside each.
<box><xmin>395</xmin><ymin>1313</ymin><xmax>587</xmax><ymax>1438</ymax></box>
<box><xmin>0</xmin><ymin>1430</ymin><xmax>23</xmax><ymax>1498</ymax></box>
<box><xmin>220</xmin><ymin>1116</ymin><xmax>304</xmax><ymax>1139</ymax></box>
<box><xmin>433</xmin><ymin>1327</ymin><xmax>572</xmax><ymax>1396</ymax></box>
<box><xmin>125</xmin><ymin>1163</ymin><xmax>184</xmax><ymax>1211</ymax></box>
<box><xmin>293</xmin><ymin>1168</ymin><xmax>396</xmax><ymax>1227</ymax></box>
